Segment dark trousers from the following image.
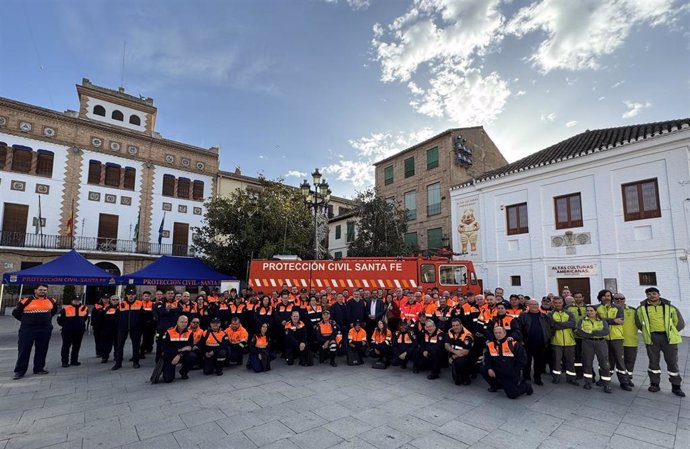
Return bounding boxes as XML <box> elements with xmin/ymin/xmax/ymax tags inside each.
<box><xmin>647</xmin><ymin>332</ymin><xmax>682</xmax><ymax>386</ymax></box>
<box><xmin>93</xmin><ymin>326</ymin><xmax>103</xmax><ymax>356</ymax></box>
<box><xmin>450</xmin><ymin>356</ymin><xmax>473</xmax><ymax>384</ymax></box>
<box><xmin>624</xmin><ymin>345</ymin><xmax>638</xmax><ymax>379</ymax></box>
<box><xmin>551</xmin><ymin>345</ymin><xmax>576</xmax><ymax>381</ymax></box>
<box><xmin>61</xmin><ymin>329</ymin><xmax>84</xmax><ymax>364</ymax></box>
<box><xmin>115</xmin><ymin>328</ymin><xmax>141</xmax><ymax>364</ymax></box>
<box><xmin>162</xmin><ymin>352</ymin><xmax>195</xmax><ymax>383</ymax></box>
<box><xmin>228</xmin><ymin>344</ymin><xmax>245</xmax><ymax>365</ymax></box>
<box><xmin>370</xmin><ymin>343</ymin><xmax>391</xmax><ymax>363</ymax></box>
<box><xmin>392</xmin><ymin>345</ymin><xmax>412</xmax><ymax>367</ymax></box>
<box><xmin>285</xmin><ymin>342</ymin><xmax>308</xmax><ymax>365</ymax></box>
<box><xmin>523</xmin><ymin>344</ymin><xmax>547</xmax><ymax>381</ymax></box>
<box><xmin>155</xmin><ymin>330</ymin><xmax>166</xmax><ymax>361</ymax></box>
<box><xmin>14</xmin><ymin>326</ymin><xmax>52</xmax><ymax>375</ymax></box>
<box><xmin>574</xmin><ymin>338</ymin><xmax>583</xmax><ymax>378</ymax></box>
<box><xmin>607</xmin><ymin>339</ymin><xmax>630</xmax><ymax>385</ymax></box>
<box><xmin>413</xmin><ymin>348</ymin><xmax>441</xmax><ymax>376</ymax></box>
<box><xmin>481</xmin><ymin>365</ymin><xmax>530</xmax><ymax>399</ymax></box>
<box><xmin>318</xmin><ymin>341</ymin><xmax>338</xmax><ymax>363</ymax></box>
<box><xmin>347</xmin><ymin>343</ymin><xmax>366</xmax><ymax>365</ymax></box>
<box><xmin>582</xmin><ymin>339</ymin><xmax>610</xmax><ymax>385</ymax></box>
<box><xmin>101</xmin><ymin>329</ymin><xmax>116</xmax><ymax>360</ymax></box>
<box><xmin>140</xmin><ymin>323</ymin><xmax>156</xmax><ymax>355</ymax></box>
<box><xmin>203</xmin><ymin>349</ymin><xmax>227</xmax><ymax>375</ymax></box>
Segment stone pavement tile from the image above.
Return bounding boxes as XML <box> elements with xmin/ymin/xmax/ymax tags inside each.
<box><xmin>125</xmin><ymin>395</ymin><xmax>171</xmax><ymax>413</ymax></box>
<box><xmin>0</xmin><ymin>397</ymin><xmax>45</xmax><ymax>412</ymax></box>
<box><xmin>455</xmin><ymin>411</ymin><xmax>502</xmax><ymax>433</ymax></box>
<box><xmin>375</xmin><ymin>398</ymin><xmax>420</xmax><ymax>417</ymax></box>
<box><xmin>614</xmin><ymin>422</ymin><xmax>676</xmax><ymax>448</ymax></box>
<box><xmin>562</xmin><ymin>414</ymin><xmax>617</xmax><ymax>437</ymax></box>
<box><xmin>5</xmin><ymin>433</ymin><xmax>67</xmax><ymax>449</ymax></box>
<box><xmin>251</xmin><ymin>401</ymin><xmax>301</xmax><ymax>421</ymax></box>
<box><xmin>216</xmin><ymin>413</ymin><xmax>265</xmax><ymax>435</ymax></box>
<box><xmin>288</xmin><ymin>427</ymin><xmax>343</xmax><ymax>449</ymax></box>
<box><xmin>253</xmin><ymin>391</ymin><xmax>291</xmax><ymax>407</ymax></box>
<box><xmin>573</xmin><ymin>405</ymin><xmax>622</xmax><ymax>424</ymax></box>
<box><xmin>42</xmin><ymin>441</ymin><xmax>84</xmax><ymax>449</ymax></box>
<box><xmin>551</xmin><ymin>427</ymin><xmax>610</xmax><ymax>447</ymax></box>
<box><xmin>631</xmin><ymin>397</ymin><xmax>682</xmax><ymax>414</ymax></box>
<box><xmin>677</xmin><ymin>417</ymin><xmax>690</xmax><ymax>431</ymax></box>
<box><xmin>122</xmin><ymin>433</ymin><xmax>181</xmax><ymax>449</ymax></box>
<box><xmin>280</xmin><ymin>411</ymin><xmax>327</xmax><ymax>434</ymax></box>
<box><xmin>386</xmin><ymin>414</ymin><xmax>436</xmax><ymax>435</ymax></box>
<box><xmin>527</xmin><ymin>400</ymin><xmax>577</xmax><ymax>420</ymax></box>
<box><xmin>18</xmin><ymin>403</ymin><xmax>73</xmax><ymax>424</ymax></box>
<box><xmin>675</xmin><ymin>428</ymin><xmax>690</xmax><ymax>449</ymax></box>
<box><xmin>409</xmin><ymin>431</ymin><xmax>470</xmax><ymax>449</ymax></box>
<box><xmin>478</xmin><ymin>428</ymin><xmax>545</xmax><ymax>449</ymax></box>
<box><xmin>40</xmin><ymin>411</ymin><xmax>85</xmax><ymax>431</ymax></box>
<box><xmin>537</xmin><ymin>435</ymin><xmax>603</xmax><ymax>449</ymax></box>
<box><xmin>66</xmin><ymin>416</ymin><xmax>121</xmax><ymax>440</ymax></box>
<box><xmin>359</xmin><ymin>425</ymin><xmax>413</xmax><ymax>449</ymax></box>
<box><xmin>681</xmin><ymin>408</ymin><xmax>690</xmax><ymax>419</ymax></box>
<box><xmin>312</xmin><ymin>403</ymin><xmax>352</xmax><ymax>422</ymax></box>
<box><xmin>218</xmin><ymin>399</ymin><xmax>261</xmax><ymax>417</ymax></box>
<box><xmin>84</xmin><ymin>403</ymin><xmax>132</xmax><ymax>422</ymax></box>
<box><xmin>209</xmin><ymin>432</ymin><xmax>258</xmax><ymax>449</ymax></box>
<box><xmin>621</xmin><ymin>412</ymin><xmax>678</xmax><ymax>435</ymax></box>
<box><xmin>356</xmin><ymin>408</ymin><xmax>394</xmax><ymax>428</ymax></box>
<box><xmin>136</xmin><ymin>416</ymin><xmax>187</xmax><ymax>441</ymax></box>
<box><xmin>323</xmin><ymin>416</ymin><xmax>373</xmax><ymax>440</ymax></box>
<box><xmin>0</xmin><ymin>411</ymin><xmax>22</xmax><ymax>428</ymax></box>
<box><xmin>436</xmin><ymin>420</ymin><xmax>489</xmax><ymax>445</ymax></box>
<box><xmin>286</xmin><ymin>395</ymin><xmax>332</xmax><ymax>413</ymax></box>
<box><xmin>260</xmin><ymin>438</ymin><xmax>301</xmax><ymax>449</ymax></box>
<box><xmin>281</xmin><ymin>385</ymin><xmax>318</xmax><ymax>400</ymax></box>
<box><xmin>607</xmin><ymin>434</ymin><xmax>667</xmax><ymax>449</ymax></box>
<box><xmin>172</xmin><ymin>421</ymin><xmax>228</xmax><ymax>447</ymax></box>
<box><xmin>82</xmin><ymin>427</ymin><xmax>139</xmax><ymax>449</ymax></box>
<box><xmin>636</xmin><ymin>389</ymin><xmax>684</xmax><ymax>405</ymax></box>
<box><xmin>500</xmin><ymin>410</ymin><xmax>563</xmax><ymax>436</ymax></box>
<box><xmin>179</xmin><ymin>408</ymin><xmax>226</xmax><ymax>427</ymax></box>
<box><xmin>409</xmin><ymin>404</ymin><xmax>457</xmax><ymax>426</ymax></box>
<box><xmin>328</xmin><ymin>437</ymin><xmax>378</xmax><ymax>449</ymax></box>
<box><xmin>243</xmin><ymin>420</ymin><xmax>296</xmax><ymax>447</ymax></box>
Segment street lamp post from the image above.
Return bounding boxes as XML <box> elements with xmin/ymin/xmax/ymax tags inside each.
<box><xmin>300</xmin><ymin>168</ymin><xmax>331</xmax><ymax>260</ymax></box>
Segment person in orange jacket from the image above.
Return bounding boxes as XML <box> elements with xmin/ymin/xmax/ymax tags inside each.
<box><xmin>202</xmin><ymin>318</ymin><xmax>229</xmax><ymax>376</ymax></box>
<box><xmin>369</xmin><ymin>320</ymin><xmax>392</xmax><ymax>368</ymax></box>
<box><xmin>284</xmin><ymin>311</ymin><xmax>309</xmax><ymax>366</ymax></box>
<box><xmin>57</xmin><ymin>295</ymin><xmax>89</xmax><ymax>368</ymax></box>
<box><xmin>347</xmin><ymin>321</ymin><xmax>368</xmax><ymax>365</ymax></box>
<box><xmin>315</xmin><ymin>310</ymin><xmax>340</xmax><ymax>367</ymax></box>
<box><xmin>225</xmin><ymin>317</ymin><xmax>249</xmax><ymax>365</ymax></box>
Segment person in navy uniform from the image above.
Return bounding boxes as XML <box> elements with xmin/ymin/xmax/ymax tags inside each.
<box><xmin>12</xmin><ymin>284</ymin><xmax>58</xmax><ymax>380</ymax></box>
<box><xmin>57</xmin><ymin>295</ymin><xmax>89</xmax><ymax>367</ymax></box>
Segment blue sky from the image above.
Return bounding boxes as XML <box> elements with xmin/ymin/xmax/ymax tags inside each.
<box><xmin>1</xmin><ymin>0</ymin><xmax>689</xmax><ymax>198</ymax></box>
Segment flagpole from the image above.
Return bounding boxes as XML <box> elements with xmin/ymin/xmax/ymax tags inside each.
<box><xmin>38</xmin><ymin>195</ymin><xmax>44</xmax><ymax>249</ymax></box>
<box><xmin>70</xmin><ymin>198</ymin><xmax>75</xmax><ymax>249</ymax></box>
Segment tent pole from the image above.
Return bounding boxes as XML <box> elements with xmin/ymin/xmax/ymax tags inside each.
<box><xmin>18</xmin><ymin>285</ymin><xmax>23</xmax><ymax>301</ymax></box>
<box><xmin>0</xmin><ymin>284</ymin><xmax>4</xmax><ymax>314</ymax></box>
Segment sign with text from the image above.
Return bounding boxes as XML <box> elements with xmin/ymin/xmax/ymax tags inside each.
<box><xmin>548</xmin><ymin>263</ymin><xmax>598</xmax><ymax>277</ymax></box>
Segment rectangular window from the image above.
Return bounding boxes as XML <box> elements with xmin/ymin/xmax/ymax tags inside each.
<box><xmin>193</xmin><ymin>181</ymin><xmax>204</xmax><ymax>201</ymax></box>
<box><xmin>335</xmin><ymin>224</ymin><xmax>341</xmax><ymax>240</ymax></box>
<box><xmin>123</xmin><ymin>167</ymin><xmax>136</xmax><ymax>190</ymax></box>
<box><xmin>639</xmin><ymin>272</ymin><xmax>657</xmax><ymax>286</ymax></box>
<box><xmin>404</xmin><ymin>190</ymin><xmax>417</xmax><ymax>221</ymax></box>
<box><xmin>427</xmin><ymin>146</ymin><xmax>439</xmax><ymax>169</ymax></box>
<box><xmin>404</xmin><ymin>156</ymin><xmax>415</xmax><ymax>178</ymax></box>
<box><xmin>88</xmin><ymin>161</ymin><xmax>101</xmax><ymax>184</ymax></box>
<box><xmin>11</xmin><ymin>148</ymin><xmax>32</xmax><ymax>173</ymax></box>
<box><xmin>440</xmin><ymin>265</ymin><xmax>467</xmax><ymax>285</ymax></box>
<box><xmin>334</xmin><ymin>251</ymin><xmax>343</xmax><ymax>259</ymax></box>
<box><xmin>506</xmin><ymin>202</ymin><xmax>528</xmax><ymax>235</ymax></box>
<box><xmin>384</xmin><ymin>165</ymin><xmax>394</xmax><ymax>185</ymax></box>
<box><xmin>177</xmin><ymin>178</ymin><xmax>191</xmax><ymax>199</ymax></box>
<box><xmin>427</xmin><ymin>227</ymin><xmax>443</xmax><ymax>249</ymax></box>
<box><xmin>622</xmin><ymin>178</ymin><xmax>661</xmax><ymax>221</ymax></box>
<box><xmin>427</xmin><ymin>182</ymin><xmax>441</xmax><ymax>216</ymax></box>
<box><xmin>511</xmin><ymin>275</ymin><xmax>521</xmax><ymax>286</ymax></box>
<box><xmin>104</xmin><ymin>163</ymin><xmax>121</xmax><ymax>187</ymax></box>
<box><xmin>162</xmin><ymin>175</ymin><xmax>175</xmax><ymax>197</ymax></box>
<box><xmin>35</xmin><ymin>151</ymin><xmax>54</xmax><ymax>177</ymax></box>
<box><xmin>346</xmin><ymin>222</ymin><xmax>355</xmax><ymax>242</ymax></box>
<box><xmin>0</xmin><ymin>144</ymin><xmax>6</xmax><ymax>170</ymax></box>
<box><xmin>404</xmin><ymin>231</ymin><xmax>418</xmax><ymax>248</ymax></box>
<box><xmin>554</xmin><ymin>193</ymin><xmax>583</xmax><ymax>229</ymax></box>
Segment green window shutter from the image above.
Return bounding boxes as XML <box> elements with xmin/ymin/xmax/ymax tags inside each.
<box><xmin>334</xmin><ymin>251</ymin><xmax>343</xmax><ymax>259</ymax></box>
<box><xmin>427</xmin><ymin>227</ymin><xmax>443</xmax><ymax>249</ymax></box>
<box><xmin>335</xmin><ymin>224</ymin><xmax>341</xmax><ymax>240</ymax></box>
<box><xmin>384</xmin><ymin>166</ymin><xmax>394</xmax><ymax>185</ymax></box>
<box><xmin>427</xmin><ymin>147</ymin><xmax>439</xmax><ymax>169</ymax></box>
<box><xmin>346</xmin><ymin>222</ymin><xmax>355</xmax><ymax>242</ymax></box>
<box><xmin>404</xmin><ymin>157</ymin><xmax>415</xmax><ymax>178</ymax></box>
<box><xmin>405</xmin><ymin>232</ymin><xmax>418</xmax><ymax>248</ymax></box>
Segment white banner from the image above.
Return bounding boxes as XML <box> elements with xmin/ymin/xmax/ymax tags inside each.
<box><xmin>548</xmin><ymin>263</ymin><xmax>598</xmax><ymax>277</ymax></box>
<box><xmin>454</xmin><ymin>196</ymin><xmax>481</xmax><ymax>258</ymax></box>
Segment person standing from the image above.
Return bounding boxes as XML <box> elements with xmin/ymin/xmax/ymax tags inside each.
<box><xmin>549</xmin><ymin>296</ymin><xmax>578</xmax><ymax>385</ymax></box>
<box><xmin>91</xmin><ymin>294</ymin><xmax>110</xmax><ymax>358</ymax></box>
<box><xmin>366</xmin><ymin>293</ymin><xmax>385</xmax><ymax>340</ymax></box>
<box><xmin>635</xmin><ymin>287</ymin><xmax>685</xmax><ymax>397</ymax></box>
<box><xmin>614</xmin><ymin>293</ymin><xmax>639</xmax><ymax>386</ymax></box>
<box><xmin>518</xmin><ymin>299</ymin><xmax>551</xmax><ymax>385</ymax></box>
<box><xmin>113</xmin><ymin>287</ymin><xmax>143</xmax><ymax>370</ymax></box>
<box><xmin>57</xmin><ymin>295</ymin><xmax>89</xmax><ymax>367</ymax></box>
<box><xmin>100</xmin><ymin>295</ymin><xmax>120</xmax><ymax>363</ymax></box>
<box><xmin>566</xmin><ymin>292</ymin><xmax>587</xmax><ymax>379</ymax></box>
<box><xmin>12</xmin><ymin>284</ymin><xmax>58</xmax><ymax>380</ymax></box>
<box><xmin>596</xmin><ymin>289</ymin><xmax>632</xmax><ymax>391</ymax></box>
<box><xmin>139</xmin><ymin>291</ymin><xmax>156</xmax><ymax>358</ymax></box>
<box><xmin>577</xmin><ymin>305</ymin><xmax>612</xmax><ymax>393</ymax></box>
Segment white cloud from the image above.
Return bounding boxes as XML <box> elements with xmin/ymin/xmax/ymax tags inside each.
<box><xmin>541</xmin><ymin>112</ymin><xmax>557</xmax><ymax>122</ymax></box>
<box><xmin>598</xmin><ymin>96</ymin><xmax>606</xmax><ymax>101</ymax></box>
<box><xmin>515</xmin><ymin>90</ymin><xmax>526</xmax><ymax>96</ymax></box>
<box><xmin>285</xmin><ymin>170</ymin><xmax>307</xmax><ymax>178</ymax></box>
<box><xmin>612</xmin><ymin>80</ymin><xmax>625</xmax><ymax>88</ymax></box>
<box><xmin>324</xmin><ymin>0</ymin><xmax>371</xmax><ymax>10</ymax></box>
<box><xmin>622</xmin><ymin>101</ymin><xmax>652</xmax><ymax>118</ymax></box>
<box><xmin>506</xmin><ymin>0</ymin><xmax>676</xmax><ymax>72</ymax></box>
<box><xmin>565</xmin><ymin>120</ymin><xmax>578</xmax><ymax>127</ymax></box>
<box><xmin>323</xmin><ymin>128</ymin><xmax>434</xmax><ymax>187</ymax></box>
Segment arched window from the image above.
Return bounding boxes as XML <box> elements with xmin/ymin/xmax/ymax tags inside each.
<box><xmin>162</xmin><ymin>174</ymin><xmax>175</xmax><ymax>196</ymax></box>
<box><xmin>123</xmin><ymin>167</ymin><xmax>136</xmax><ymax>190</ymax></box>
<box><xmin>104</xmin><ymin>163</ymin><xmax>121</xmax><ymax>187</ymax></box>
<box><xmin>36</xmin><ymin>150</ymin><xmax>54</xmax><ymax>177</ymax></box>
<box><xmin>129</xmin><ymin>115</ymin><xmax>141</xmax><ymax>126</ymax></box>
<box><xmin>111</xmin><ymin>110</ymin><xmax>124</xmax><ymax>121</ymax></box>
<box><xmin>192</xmin><ymin>181</ymin><xmax>204</xmax><ymax>201</ymax></box>
<box><xmin>88</xmin><ymin>160</ymin><xmax>102</xmax><ymax>184</ymax></box>
<box><xmin>177</xmin><ymin>178</ymin><xmax>190</xmax><ymax>199</ymax></box>
<box><xmin>11</xmin><ymin>146</ymin><xmax>32</xmax><ymax>173</ymax></box>
<box><xmin>93</xmin><ymin>105</ymin><xmax>106</xmax><ymax>116</ymax></box>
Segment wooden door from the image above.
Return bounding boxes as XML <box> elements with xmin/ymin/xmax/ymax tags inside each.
<box><xmin>557</xmin><ymin>278</ymin><xmax>591</xmax><ymax>304</ymax></box>
<box><xmin>2</xmin><ymin>203</ymin><xmax>29</xmax><ymax>246</ymax></box>
<box><xmin>172</xmin><ymin>222</ymin><xmax>189</xmax><ymax>256</ymax></box>
<box><xmin>97</xmin><ymin>214</ymin><xmax>119</xmax><ymax>251</ymax></box>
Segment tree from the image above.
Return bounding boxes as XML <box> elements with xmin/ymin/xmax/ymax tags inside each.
<box><xmin>192</xmin><ymin>177</ymin><xmax>314</xmax><ymax>277</ymax></box>
<box><xmin>62</xmin><ymin>285</ymin><xmax>77</xmax><ymax>305</ymax></box>
<box><xmin>347</xmin><ymin>188</ymin><xmax>416</xmax><ymax>257</ymax></box>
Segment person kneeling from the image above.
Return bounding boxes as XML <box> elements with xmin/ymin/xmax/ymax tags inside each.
<box><xmin>225</xmin><ymin>317</ymin><xmax>249</xmax><ymax>366</ymax></box>
<box><xmin>369</xmin><ymin>320</ymin><xmax>392</xmax><ymax>368</ymax></box>
<box><xmin>445</xmin><ymin>317</ymin><xmax>474</xmax><ymax>385</ymax></box>
<box><xmin>413</xmin><ymin>318</ymin><xmax>444</xmax><ymax>379</ymax></box>
<box><xmin>248</xmin><ymin>322</ymin><xmax>274</xmax><ymax>372</ymax></box>
<box><xmin>161</xmin><ymin>315</ymin><xmax>197</xmax><ymax>383</ymax></box>
<box><xmin>481</xmin><ymin>326</ymin><xmax>533</xmax><ymax>399</ymax></box>
<box><xmin>202</xmin><ymin>318</ymin><xmax>229</xmax><ymax>376</ymax></box>
<box><xmin>347</xmin><ymin>321</ymin><xmax>367</xmax><ymax>365</ymax></box>
<box><xmin>284</xmin><ymin>311</ymin><xmax>309</xmax><ymax>366</ymax></box>
<box><xmin>315</xmin><ymin>310</ymin><xmax>340</xmax><ymax>367</ymax></box>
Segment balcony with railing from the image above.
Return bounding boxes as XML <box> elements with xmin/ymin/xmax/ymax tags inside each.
<box><xmin>0</xmin><ymin>231</ymin><xmax>195</xmax><ymax>256</ymax></box>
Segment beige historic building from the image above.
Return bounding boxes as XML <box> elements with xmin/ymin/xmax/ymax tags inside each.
<box><xmin>374</xmin><ymin>127</ymin><xmax>507</xmax><ymax>252</ymax></box>
<box><xmin>0</xmin><ymin>79</ymin><xmax>218</xmax><ymax>304</ymax></box>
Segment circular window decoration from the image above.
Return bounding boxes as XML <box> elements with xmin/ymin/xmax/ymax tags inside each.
<box><xmin>43</xmin><ymin>127</ymin><xmax>56</xmax><ymax>137</ymax></box>
<box><xmin>91</xmin><ymin>137</ymin><xmax>103</xmax><ymax>147</ymax></box>
<box><xmin>196</xmin><ymin>161</ymin><xmax>205</xmax><ymax>171</ymax></box>
<box><xmin>128</xmin><ymin>145</ymin><xmax>138</xmax><ymax>155</ymax></box>
<box><xmin>0</xmin><ymin>116</ymin><xmax>8</xmax><ymax>126</ymax></box>
<box><xmin>19</xmin><ymin>121</ymin><xmax>32</xmax><ymax>132</ymax></box>
<box><xmin>110</xmin><ymin>142</ymin><xmax>121</xmax><ymax>151</ymax></box>
<box><xmin>181</xmin><ymin>158</ymin><xmax>191</xmax><ymax>167</ymax></box>
<box><xmin>165</xmin><ymin>154</ymin><xmax>175</xmax><ymax>164</ymax></box>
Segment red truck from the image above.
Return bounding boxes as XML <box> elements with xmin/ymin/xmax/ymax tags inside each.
<box><xmin>248</xmin><ymin>256</ymin><xmax>481</xmax><ymax>294</ymax></box>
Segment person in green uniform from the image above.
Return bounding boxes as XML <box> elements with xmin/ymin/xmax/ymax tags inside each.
<box><xmin>596</xmin><ymin>289</ymin><xmax>632</xmax><ymax>391</ymax></box>
<box><xmin>613</xmin><ymin>293</ymin><xmax>639</xmax><ymax>387</ymax></box>
<box><xmin>549</xmin><ymin>296</ymin><xmax>578</xmax><ymax>385</ymax></box>
<box><xmin>566</xmin><ymin>292</ymin><xmax>587</xmax><ymax>379</ymax></box>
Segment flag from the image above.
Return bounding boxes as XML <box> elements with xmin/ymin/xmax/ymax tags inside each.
<box><xmin>35</xmin><ymin>195</ymin><xmax>43</xmax><ymax>235</ymax></box>
<box><xmin>133</xmin><ymin>207</ymin><xmax>141</xmax><ymax>242</ymax></box>
<box><xmin>158</xmin><ymin>213</ymin><xmax>166</xmax><ymax>245</ymax></box>
<box><xmin>65</xmin><ymin>199</ymin><xmax>74</xmax><ymax>237</ymax></box>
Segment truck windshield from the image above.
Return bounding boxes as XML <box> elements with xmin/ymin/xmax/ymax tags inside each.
<box><xmin>420</xmin><ymin>264</ymin><xmax>436</xmax><ymax>283</ymax></box>
<box><xmin>439</xmin><ymin>265</ymin><xmax>467</xmax><ymax>286</ymax></box>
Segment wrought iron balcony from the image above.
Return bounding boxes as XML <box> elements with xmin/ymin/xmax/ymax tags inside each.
<box><xmin>0</xmin><ymin>231</ymin><xmax>195</xmax><ymax>256</ymax></box>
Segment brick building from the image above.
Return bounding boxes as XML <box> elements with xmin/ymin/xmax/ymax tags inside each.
<box><xmin>374</xmin><ymin>127</ymin><xmax>507</xmax><ymax>252</ymax></box>
<box><xmin>0</xmin><ymin>79</ymin><xmax>218</xmax><ymax>304</ymax></box>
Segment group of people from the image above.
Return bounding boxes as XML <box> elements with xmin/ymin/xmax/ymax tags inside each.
<box><xmin>10</xmin><ymin>283</ymin><xmax>686</xmax><ymax>400</ymax></box>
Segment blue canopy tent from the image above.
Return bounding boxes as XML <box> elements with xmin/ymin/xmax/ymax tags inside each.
<box><xmin>119</xmin><ymin>256</ymin><xmax>236</xmax><ymax>286</ymax></box>
<box><xmin>1</xmin><ymin>250</ymin><xmax>118</xmax><ymax>309</ymax></box>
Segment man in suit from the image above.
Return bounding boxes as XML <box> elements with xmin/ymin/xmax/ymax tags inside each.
<box><xmin>366</xmin><ymin>291</ymin><xmax>386</xmax><ymax>340</ymax></box>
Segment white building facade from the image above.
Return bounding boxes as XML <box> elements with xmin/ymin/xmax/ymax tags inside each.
<box><xmin>450</xmin><ymin>119</ymin><xmax>690</xmax><ymax>327</ymax></box>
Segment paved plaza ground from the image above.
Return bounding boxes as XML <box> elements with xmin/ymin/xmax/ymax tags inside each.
<box><xmin>0</xmin><ymin>316</ymin><xmax>689</xmax><ymax>449</ymax></box>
